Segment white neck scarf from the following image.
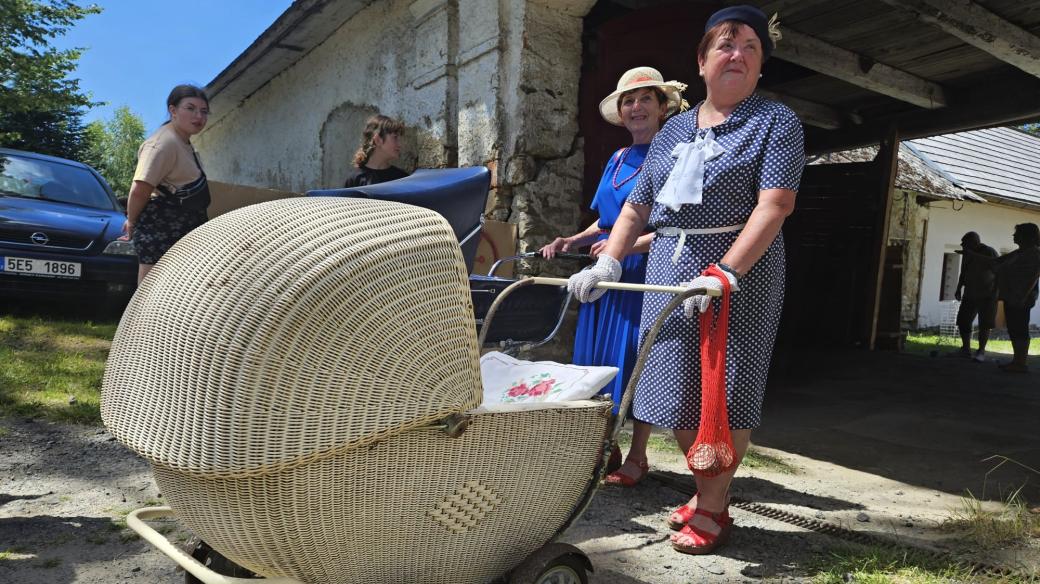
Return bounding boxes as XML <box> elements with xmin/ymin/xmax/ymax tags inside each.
<box><xmin>656</xmin><ymin>129</ymin><xmax>726</xmax><ymax>211</ymax></box>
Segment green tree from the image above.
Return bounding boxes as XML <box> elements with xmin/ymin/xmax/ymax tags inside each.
<box><xmin>82</xmin><ymin>106</ymin><xmax>145</xmax><ymax>196</ymax></box>
<box><xmin>1021</xmin><ymin>123</ymin><xmax>1040</xmax><ymax>137</ymax></box>
<box><xmin>0</xmin><ymin>0</ymin><xmax>101</xmax><ymax>159</ymax></box>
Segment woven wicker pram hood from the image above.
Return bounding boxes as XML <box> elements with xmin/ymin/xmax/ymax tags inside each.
<box><xmin>102</xmin><ymin>197</ymin><xmax>482</xmax><ymax>478</ymax></box>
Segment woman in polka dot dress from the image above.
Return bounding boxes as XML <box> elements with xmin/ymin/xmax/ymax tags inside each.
<box><xmin>568</xmin><ymin>5</ymin><xmax>804</xmax><ymax>555</ymax></box>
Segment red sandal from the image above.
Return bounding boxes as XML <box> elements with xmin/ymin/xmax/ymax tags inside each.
<box><xmin>603</xmin><ymin>458</ymin><xmax>649</xmax><ymax>487</ymax></box>
<box><xmin>670</xmin><ymin>508</ymin><xmax>732</xmax><ymax>555</ymax></box>
<box><xmin>667</xmin><ymin>498</ymin><xmax>697</xmax><ymax>531</ymax></box>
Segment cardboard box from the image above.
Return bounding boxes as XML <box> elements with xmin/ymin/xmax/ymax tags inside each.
<box><xmin>207</xmin><ymin>180</ymin><xmax>300</xmax><ymax>219</ymax></box>
<box><xmin>473</xmin><ymin>219</ymin><xmax>518</xmax><ymax>278</ymax></box>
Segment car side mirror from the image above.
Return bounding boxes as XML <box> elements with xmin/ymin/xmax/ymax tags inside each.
<box><xmin>116</xmin><ymin>195</ymin><xmax>128</xmax><ymax>211</ymax></box>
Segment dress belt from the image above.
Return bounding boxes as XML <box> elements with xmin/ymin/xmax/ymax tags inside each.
<box><xmin>656</xmin><ymin>223</ymin><xmax>746</xmax><ymax>264</ymax></box>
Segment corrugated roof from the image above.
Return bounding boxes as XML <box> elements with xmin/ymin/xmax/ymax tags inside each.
<box><xmin>809</xmin><ymin>144</ymin><xmax>984</xmax><ymax>202</ymax></box>
<box><xmin>909</xmin><ymin>127</ymin><xmax>1040</xmax><ymax>209</ymax></box>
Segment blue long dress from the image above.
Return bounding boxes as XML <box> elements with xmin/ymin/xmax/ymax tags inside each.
<box><xmin>573</xmin><ymin>144</ymin><xmax>650</xmax><ymax>413</ymax></box>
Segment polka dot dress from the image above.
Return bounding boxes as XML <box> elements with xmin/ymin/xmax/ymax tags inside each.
<box><xmin>626</xmin><ymin>94</ymin><xmax>805</xmax><ymax>430</ymax></box>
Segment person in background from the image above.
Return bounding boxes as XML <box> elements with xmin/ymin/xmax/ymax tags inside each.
<box><xmin>567</xmin><ymin>5</ymin><xmax>802</xmax><ymax>555</ymax></box>
<box><xmin>994</xmin><ymin>223</ymin><xmax>1040</xmax><ymax>373</ymax></box>
<box><xmin>343</xmin><ymin>114</ymin><xmax>409</xmax><ymax>187</ymax></box>
<box><xmin>954</xmin><ymin>231</ymin><xmax>998</xmax><ymax>362</ymax></box>
<box><xmin>541</xmin><ymin>67</ymin><xmax>688</xmax><ymax>488</ymax></box>
<box><xmin>123</xmin><ymin>84</ymin><xmax>212</xmax><ymax>284</ymax></box>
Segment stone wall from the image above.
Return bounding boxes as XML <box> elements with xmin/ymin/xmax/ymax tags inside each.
<box><xmin>887</xmin><ymin>189</ymin><xmax>930</xmax><ymax>330</ymax></box>
<box><xmin>194</xmin><ymin>0</ymin><xmax>598</xmax><ymax>278</ymax></box>
<box><xmin>498</xmin><ymin>0</ymin><xmax>597</xmax><ymax>276</ymax></box>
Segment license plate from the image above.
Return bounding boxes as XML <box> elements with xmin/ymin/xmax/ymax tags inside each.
<box><xmin>1</xmin><ymin>256</ymin><xmax>81</xmax><ymax>279</ymax></box>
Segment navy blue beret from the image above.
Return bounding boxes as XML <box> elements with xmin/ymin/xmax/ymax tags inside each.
<box><xmin>705</xmin><ymin>5</ymin><xmax>773</xmax><ymax>61</ymax></box>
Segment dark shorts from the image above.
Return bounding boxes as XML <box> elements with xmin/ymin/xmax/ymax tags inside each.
<box><xmin>1004</xmin><ymin>304</ymin><xmax>1031</xmax><ymax>341</ymax></box>
<box><xmin>957</xmin><ymin>295</ymin><xmax>997</xmax><ymax>330</ymax></box>
<box><xmin>132</xmin><ymin>199</ymin><xmax>208</xmax><ymax>265</ymax></box>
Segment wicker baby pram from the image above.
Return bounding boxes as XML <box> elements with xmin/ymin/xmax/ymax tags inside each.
<box><xmin>105</xmin><ymin>190</ymin><xmax>705</xmax><ymax>584</ymax></box>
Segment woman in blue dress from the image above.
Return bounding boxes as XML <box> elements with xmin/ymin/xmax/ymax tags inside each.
<box><xmin>568</xmin><ymin>6</ymin><xmax>804</xmax><ymax>555</ymax></box>
<box><xmin>541</xmin><ymin>67</ymin><xmax>687</xmax><ymax>488</ymax></box>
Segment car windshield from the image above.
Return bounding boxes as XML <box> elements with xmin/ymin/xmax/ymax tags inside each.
<box><xmin>0</xmin><ymin>153</ymin><xmax>115</xmax><ymax>211</ymax></box>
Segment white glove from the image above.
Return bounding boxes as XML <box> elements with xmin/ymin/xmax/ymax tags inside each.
<box><xmin>567</xmin><ymin>255</ymin><xmax>622</xmax><ymax>303</ymax></box>
<box><xmin>681</xmin><ymin>271</ymin><xmax>739</xmax><ymax>317</ymax></box>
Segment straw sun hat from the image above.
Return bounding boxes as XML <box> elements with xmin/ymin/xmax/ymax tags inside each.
<box><xmin>599</xmin><ymin>67</ymin><xmax>689</xmax><ymax>126</ymax></box>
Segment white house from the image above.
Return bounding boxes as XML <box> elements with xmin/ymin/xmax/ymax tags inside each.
<box><xmin>910</xmin><ymin>127</ymin><xmax>1040</xmax><ymax>330</ymax></box>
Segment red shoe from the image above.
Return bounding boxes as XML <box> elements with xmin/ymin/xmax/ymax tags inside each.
<box><xmin>667</xmin><ymin>500</ymin><xmax>696</xmax><ymax>531</ymax></box>
<box><xmin>603</xmin><ymin>458</ymin><xmax>649</xmax><ymax>487</ymax></box>
<box><xmin>670</xmin><ymin>508</ymin><xmax>732</xmax><ymax>555</ymax></box>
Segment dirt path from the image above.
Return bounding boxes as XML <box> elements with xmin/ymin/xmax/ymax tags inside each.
<box><xmin>0</xmin><ymin>417</ymin><xmax>182</xmax><ymax>583</ymax></box>
<box><xmin>3</xmin><ymin>414</ymin><xmax>1034</xmax><ymax>584</ymax></box>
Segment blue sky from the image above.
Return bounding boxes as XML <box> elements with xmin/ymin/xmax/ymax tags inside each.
<box><xmin>55</xmin><ymin>1</ymin><xmax>294</xmax><ymax>133</ymax></box>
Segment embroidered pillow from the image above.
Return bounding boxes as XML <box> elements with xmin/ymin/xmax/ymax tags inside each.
<box><xmin>477</xmin><ymin>351</ymin><xmax>618</xmax><ymax>408</ymax></box>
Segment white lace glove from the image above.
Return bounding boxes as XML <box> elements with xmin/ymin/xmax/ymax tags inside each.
<box><xmin>567</xmin><ymin>255</ymin><xmax>622</xmax><ymax>303</ymax></box>
<box><xmin>681</xmin><ymin>271</ymin><xmax>739</xmax><ymax>317</ymax></box>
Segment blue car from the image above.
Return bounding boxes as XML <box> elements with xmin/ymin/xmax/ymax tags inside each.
<box><xmin>0</xmin><ymin>148</ymin><xmax>138</xmax><ymax>308</ymax></box>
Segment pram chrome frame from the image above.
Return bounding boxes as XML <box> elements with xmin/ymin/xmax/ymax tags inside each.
<box><xmin>126</xmin><ymin>277</ymin><xmax>716</xmax><ymax>584</ymax></box>
<box><xmin>474</xmin><ymin>251</ymin><xmax>591</xmax><ymax>355</ymax></box>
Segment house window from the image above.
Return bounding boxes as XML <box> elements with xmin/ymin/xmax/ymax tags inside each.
<box><xmin>940</xmin><ymin>252</ymin><xmax>961</xmax><ymax>301</ymax></box>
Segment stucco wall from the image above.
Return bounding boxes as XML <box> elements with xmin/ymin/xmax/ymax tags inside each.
<box><xmin>193</xmin><ymin>0</ymin><xmax>454</xmax><ymax>192</ymax></box>
<box><xmin>918</xmin><ymin>200</ymin><xmax>1040</xmax><ymax>329</ymax></box>
<box><xmin>193</xmin><ymin>0</ymin><xmax>600</xmax><ymax>286</ymax></box>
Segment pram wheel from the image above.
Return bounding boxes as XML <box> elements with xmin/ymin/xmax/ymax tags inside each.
<box><xmin>183</xmin><ymin>537</ymin><xmax>258</xmax><ymax>582</ymax></box>
<box><xmin>508</xmin><ymin>542</ymin><xmax>591</xmax><ymax>584</ymax></box>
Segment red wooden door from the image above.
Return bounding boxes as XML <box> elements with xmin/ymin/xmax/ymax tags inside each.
<box><xmin>578</xmin><ymin>2</ymin><xmax>720</xmax><ymax>214</ymax></box>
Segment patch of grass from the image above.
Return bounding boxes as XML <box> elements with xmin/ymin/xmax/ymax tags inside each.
<box><xmin>0</xmin><ymin>548</ymin><xmax>36</xmax><ymax>562</ymax></box>
<box><xmin>809</xmin><ymin>545</ymin><xmax>981</xmax><ymax>583</ymax></box>
<box><xmin>942</xmin><ymin>487</ymin><xmax>1040</xmax><ymax>548</ymax></box>
<box><xmin>905</xmin><ymin>332</ymin><xmax>1040</xmax><ymax>358</ymax></box>
<box><xmin>616</xmin><ymin>430</ymin><xmax>682</xmax><ymax>457</ymax></box>
<box><xmin>742</xmin><ymin>447</ymin><xmax>798</xmax><ymax>474</ymax></box>
<box><xmin>0</xmin><ymin>315</ymin><xmax>117</xmax><ymax>424</ymax></box>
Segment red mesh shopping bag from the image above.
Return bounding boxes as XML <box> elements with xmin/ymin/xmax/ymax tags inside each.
<box><xmin>686</xmin><ymin>264</ymin><xmax>737</xmax><ymax>478</ymax></box>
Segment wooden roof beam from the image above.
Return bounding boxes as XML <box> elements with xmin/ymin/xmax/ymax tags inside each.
<box><xmin>755</xmin><ymin>0</ymin><xmax>834</xmax><ymax>19</ymax></box>
<box><xmin>879</xmin><ymin>0</ymin><xmax>1040</xmax><ymax>78</ymax></box>
<box><xmin>803</xmin><ymin>81</ymin><xmax>1040</xmax><ymax>154</ymax></box>
<box><xmin>757</xmin><ymin>89</ymin><xmax>856</xmax><ymax>130</ymax></box>
<box><xmin>773</xmin><ymin>28</ymin><xmax>948</xmax><ymax>109</ymax></box>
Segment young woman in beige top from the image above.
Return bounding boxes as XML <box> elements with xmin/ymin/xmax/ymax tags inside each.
<box><xmin>123</xmin><ymin>84</ymin><xmax>211</xmax><ymax>283</ymax></box>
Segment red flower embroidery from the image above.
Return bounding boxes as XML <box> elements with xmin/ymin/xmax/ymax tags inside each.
<box><xmin>527</xmin><ymin>379</ymin><xmax>556</xmax><ymax>397</ymax></box>
<box><xmin>506</xmin><ymin>383</ymin><xmax>529</xmax><ymax>397</ymax></box>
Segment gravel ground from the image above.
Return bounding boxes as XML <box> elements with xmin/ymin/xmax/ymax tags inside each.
<box><xmin>4</xmin><ymin>415</ymin><xmax>1033</xmax><ymax>584</ymax></box>
<box><xmin>0</xmin><ymin>417</ymin><xmax>182</xmax><ymax>583</ymax></box>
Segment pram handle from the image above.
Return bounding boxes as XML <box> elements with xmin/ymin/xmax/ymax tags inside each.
<box><xmin>529</xmin><ymin>277</ymin><xmax>722</xmax><ymax>296</ymax></box>
<box><xmin>488</xmin><ymin>251</ymin><xmax>590</xmax><ymax>277</ymax></box>
<box><xmin>126</xmin><ymin>506</ymin><xmax>304</xmax><ymax>583</ymax></box>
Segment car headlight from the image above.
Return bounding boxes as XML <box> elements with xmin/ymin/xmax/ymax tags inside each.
<box><xmin>102</xmin><ymin>240</ymin><xmax>137</xmax><ymax>256</ymax></box>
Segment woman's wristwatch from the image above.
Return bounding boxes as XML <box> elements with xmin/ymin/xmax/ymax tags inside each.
<box><xmin>717</xmin><ymin>261</ymin><xmax>743</xmax><ymax>280</ymax></box>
